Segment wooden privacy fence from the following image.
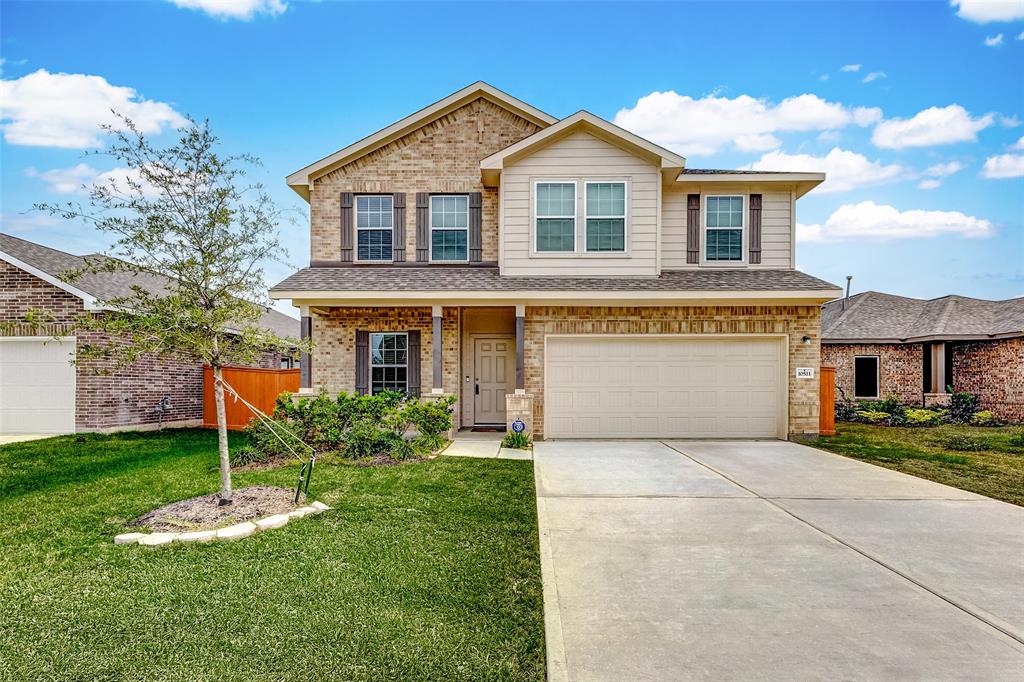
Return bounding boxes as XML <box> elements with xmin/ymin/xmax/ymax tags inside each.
<box><xmin>203</xmin><ymin>365</ymin><xmax>300</xmax><ymax>431</ymax></box>
<box><xmin>819</xmin><ymin>366</ymin><xmax>836</xmax><ymax>436</ymax></box>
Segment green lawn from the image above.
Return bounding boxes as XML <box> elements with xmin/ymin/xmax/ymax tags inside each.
<box><xmin>0</xmin><ymin>429</ymin><xmax>545</xmax><ymax>681</ymax></box>
<box><xmin>812</xmin><ymin>422</ymin><xmax>1024</xmax><ymax>506</ymax></box>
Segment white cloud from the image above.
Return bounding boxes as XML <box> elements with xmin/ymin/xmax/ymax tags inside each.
<box><xmin>741</xmin><ymin>147</ymin><xmax>907</xmax><ymax>194</ymax></box>
<box><xmin>918</xmin><ymin>179</ymin><xmax>942</xmax><ymax>190</ymax></box>
<box><xmin>0</xmin><ymin>211</ymin><xmax>61</xmax><ymax>234</ymax></box>
<box><xmin>168</xmin><ymin>0</ymin><xmax>287</xmax><ymax>20</ymax></box>
<box><xmin>797</xmin><ymin>201</ymin><xmax>994</xmax><ymax>243</ymax></box>
<box><xmin>819</xmin><ymin>74</ymin><xmax>830</xmax><ymax>81</ymax></box>
<box><xmin>951</xmin><ymin>0</ymin><xmax>1024</xmax><ymax>23</ymax></box>
<box><xmin>981</xmin><ymin>153</ymin><xmax>1024</xmax><ymax>178</ymax></box>
<box><xmin>27</xmin><ymin>163</ymin><xmax>163</xmax><ymax>196</ymax></box>
<box><xmin>862</xmin><ymin>71</ymin><xmax>887</xmax><ymax>83</ymax></box>
<box><xmin>984</xmin><ymin>33</ymin><xmax>1005</xmax><ymax>46</ymax></box>
<box><xmin>840</xmin><ymin>64</ymin><xmax>862</xmax><ymax>72</ymax></box>
<box><xmin>0</xmin><ymin>69</ymin><xmax>185</xmax><ymax>148</ymax></box>
<box><xmin>925</xmin><ymin>161</ymin><xmax>966</xmax><ymax>177</ymax></box>
<box><xmin>1018</xmin><ymin>30</ymin><xmax>1024</xmax><ymax>40</ymax></box>
<box><xmin>872</xmin><ymin>104</ymin><xmax>995</xmax><ymax>149</ymax></box>
<box><xmin>613</xmin><ymin>91</ymin><xmax>883</xmax><ymax>156</ymax></box>
<box><xmin>1010</xmin><ymin>135</ymin><xmax>1024</xmax><ymax>150</ymax></box>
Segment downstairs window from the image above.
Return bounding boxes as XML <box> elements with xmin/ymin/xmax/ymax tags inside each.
<box><xmin>370</xmin><ymin>332</ymin><xmax>407</xmax><ymax>394</ymax></box>
<box><xmin>854</xmin><ymin>355</ymin><xmax>879</xmax><ymax>399</ymax></box>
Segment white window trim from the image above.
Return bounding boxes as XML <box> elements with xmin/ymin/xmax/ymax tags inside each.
<box><xmin>701</xmin><ymin>194</ymin><xmax>747</xmax><ymax>266</ymax></box>
<box><xmin>853</xmin><ymin>354</ymin><xmax>880</xmax><ymax>400</ymax></box>
<box><xmin>354</xmin><ymin>194</ymin><xmax>394</xmax><ymax>264</ymax></box>
<box><xmin>532</xmin><ymin>180</ymin><xmax>577</xmax><ymax>254</ymax></box>
<box><xmin>429</xmin><ymin>194</ymin><xmax>470</xmax><ymax>263</ymax></box>
<box><xmin>583</xmin><ymin>180</ymin><xmax>628</xmax><ymax>254</ymax></box>
<box><xmin>369</xmin><ymin>331</ymin><xmax>409</xmax><ymax>395</ymax></box>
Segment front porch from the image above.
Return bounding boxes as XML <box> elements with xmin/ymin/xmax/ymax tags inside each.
<box><xmin>299</xmin><ymin>304</ymin><xmax>529</xmax><ymax>434</ymax></box>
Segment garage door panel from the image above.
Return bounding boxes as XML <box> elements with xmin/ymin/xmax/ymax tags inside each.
<box><xmin>0</xmin><ymin>338</ymin><xmax>76</xmax><ymax>435</ymax></box>
<box><xmin>545</xmin><ymin>336</ymin><xmax>783</xmax><ymax>439</ymax></box>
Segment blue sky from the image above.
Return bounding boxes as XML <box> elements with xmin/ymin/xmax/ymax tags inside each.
<box><xmin>2</xmin><ymin>0</ymin><xmax>1022</xmax><ymax>311</ymax></box>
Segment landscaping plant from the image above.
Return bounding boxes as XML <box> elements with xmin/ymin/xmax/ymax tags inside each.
<box><xmin>947</xmin><ymin>390</ymin><xmax>981</xmax><ymax>424</ymax></box>
<box><xmin>34</xmin><ymin>116</ymin><xmax>307</xmax><ymax>505</ymax></box>
<box><xmin>502</xmin><ymin>431</ymin><xmax>530</xmax><ymax>450</ymax></box>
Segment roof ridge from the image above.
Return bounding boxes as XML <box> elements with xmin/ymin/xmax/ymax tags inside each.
<box><xmin>827</xmin><ymin>290</ymin><xmax>872</xmax><ymax>330</ymax></box>
<box><xmin>930</xmin><ymin>296</ymin><xmax>959</xmax><ymax>337</ymax></box>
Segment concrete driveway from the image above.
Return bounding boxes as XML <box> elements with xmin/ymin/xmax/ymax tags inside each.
<box><xmin>534</xmin><ymin>440</ymin><xmax>1024</xmax><ymax>681</ymax></box>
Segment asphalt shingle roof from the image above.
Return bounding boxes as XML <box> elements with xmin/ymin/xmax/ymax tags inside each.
<box><xmin>271</xmin><ymin>266</ymin><xmax>838</xmax><ymax>293</ymax></box>
<box><xmin>822</xmin><ymin>291</ymin><xmax>1024</xmax><ymax>341</ymax></box>
<box><xmin>1</xmin><ymin>233</ymin><xmax>299</xmax><ymax>338</ymax></box>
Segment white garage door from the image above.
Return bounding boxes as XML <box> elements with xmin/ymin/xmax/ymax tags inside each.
<box><xmin>545</xmin><ymin>336</ymin><xmax>784</xmax><ymax>439</ymax></box>
<box><xmin>0</xmin><ymin>337</ymin><xmax>76</xmax><ymax>434</ymax></box>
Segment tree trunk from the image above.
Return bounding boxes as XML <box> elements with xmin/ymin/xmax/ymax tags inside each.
<box><xmin>213</xmin><ymin>364</ymin><xmax>232</xmax><ymax>505</ymax></box>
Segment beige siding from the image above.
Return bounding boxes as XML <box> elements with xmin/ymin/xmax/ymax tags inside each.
<box><xmin>661</xmin><ymin>183</ymin><xmax>794</xmax><ymax>270</ymax></box>
<box><xmin>501</xmin><ymin>131</ymin><xmax>660</xmax><ymax>277</ymax></box>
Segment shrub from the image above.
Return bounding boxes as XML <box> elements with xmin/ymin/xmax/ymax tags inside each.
<box><xmin>502</xmin><ymin>431</ymin><xmax>530</xmax><ymax>449</ymax></box>
<box><xmin>938</xmin><ymin>434</ymin><xmax>987</xmax><ymax>452</ymax></box>
<box><xmin>856</xmin><ymin>410</ymin><xmax>891</xmax><ymax>423</ymax></box>
<box><xmin>229</xmin><ymin>445</ymin><xmax>274</xmax><ymax>467</ymax></box>
<box><xmin>405</xmin><ymin>396</ymin><xmax>458</xmax><ymax>438</ymax></box>
<box><xmin>946</xmin><ymin>391</ymin><xmax>980</xmax><ymax>424</ymax></box>
<box><xmin>969</xmin><ymin>410</ymin><xmax>1002</xmax><ymax>427</ymax></box>
<box><xmin>860</xmin><ymin>396</ymin><xmax>903</xmax><ymax>415</ymax></box>
<box><xmin>904</xmin><ymin>408</ymin><xmax>943</xmax><ymax>426</ymax></box>
<box><xmin>1008</xmin><ymin>433</ymin><xmax>1024</xmax><ymax>448</ymax></box>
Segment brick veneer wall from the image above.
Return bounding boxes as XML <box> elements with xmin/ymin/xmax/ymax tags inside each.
<box><xmin>821</xmin><ymin>343</ymin><xmax>923</xmax><ymax>405</ymax></box>
<box><xmin>953</xmin><ymin>338</ymin><xmax>1024</xmax><ymax>422</ymax></box>
<box><xmin>309</xmin><ymin>98</ymin><xmax>542</xmax><ymax>264</ymax></box>
<box><xmin>0</xmin><ymin>259</ymin><xmax>82</xmax><ymax>332</ymax></box>
<box><xmin>523</xmin><ymin>305</ymin><xmax>823</xmax><ymax>439</ymax></box>
<box><xmin>310</xmin><ymin>306</ymin><xmax>462</xmax><ymax>423</ymax></box>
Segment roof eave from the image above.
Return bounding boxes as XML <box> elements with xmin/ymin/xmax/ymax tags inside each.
<box><xmin>676</xmin><ymin>173</ymin><xmax>826</xmax><ymax>198</ymax></box>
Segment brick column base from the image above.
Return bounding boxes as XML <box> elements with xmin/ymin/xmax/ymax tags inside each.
<box><xmin>924</xmin><ymin>392</ymin><xmax>951</xmax><ymax>408</ymax></box>
<box><xmin>506</xmin><ymin>393</ymin><xmax>534</xmax><ymax>439</ymax></box>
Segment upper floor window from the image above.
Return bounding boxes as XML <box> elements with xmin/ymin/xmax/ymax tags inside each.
<box><xmin>356</xmin><ymin>195</ymin><xmax>393</xmax><ymax>262</ymax></box>
<box><xmin>705</xmin><ymin>195</ymin><xmax>744</xmax><ymax>262</ymax></box>
<box><xmin>535</xmin><ymin>182</ymin><xmax>576</xmax><ymax>252</ymax></box>
<box><xmin>430</xmin><ymin>195</ymin><xmax>469</xmax><ymax>261</ymax></box>
<box><xmin>585</xmin><ymin>182</ymin><xmax>626</xmax><ymax>252</ymax></box>
<box><xmin>370</xmin><ymin>332</ymin><xmax>407</xmax><ymax>394</ymax></box>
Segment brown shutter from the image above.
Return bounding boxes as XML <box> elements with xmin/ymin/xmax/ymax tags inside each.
<box><xmin>393</xmin><ymin>192</ymin><xmax>406</xmax><ymax>262</ymax></box>
<box><xmin>299</xmin><ymin>316</ymin><xmax>312</xmax><ymax>389</ymax></box>
<box><xmin>686</xmin><ymin>194</ymin><xmax>701</xmax><ymax>264</ymax></box>
<box><xmin>340</xmin><ymin>192</ymin><xmax>354</xmax><ymax>262</ymax></box>
<box><xmin>749</xmin><ymin>193</ymin><xmax>762</xmax><ymax>264</ymax></box>
<box><xmin>415</xmin><ymin>192</ymin><xmax>430</xmax><ymax>262</ymax></box>
<box><xmin>355</xmin><ymin>330</ymin><xmax>369</xmax><ymax>395</ymax></box>
<box><xmin>468</xmin><ymin>192</ymin><xmax>483</xmax><ymax>262</ymax></box>
<box><xmin>406</xmin><ymin>330</ymin><xmax>421</xmax><ymax>397</ymax></box>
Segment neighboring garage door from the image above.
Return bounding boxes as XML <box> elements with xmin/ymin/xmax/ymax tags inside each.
<box><xmin>545</xmin><ymin>336</ymin><xmax>784</xmax><ymax>439</ymax></box>
<box><xmin>0</xmin><ymin>337</ymin><xmax>76</xmax><ymax>434</ymax></box>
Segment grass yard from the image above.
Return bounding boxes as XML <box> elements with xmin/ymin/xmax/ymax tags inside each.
<box><xmin>812</xmin><ymin>422</ymin><xmax>1024</xmax><ymax>506</ymax></box>
<box><xmin>0</xmin><ymin>429</ymin><xmax>545</xmax><ymax>681</ymax></box>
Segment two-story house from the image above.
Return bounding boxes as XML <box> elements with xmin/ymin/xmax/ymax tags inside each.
<box><xmin>271</xmin><ymin>82</ymin><xmax>841</xmax><ymax>440</ymax></box>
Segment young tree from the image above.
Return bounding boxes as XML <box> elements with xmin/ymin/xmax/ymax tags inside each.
<box><xmin>36</xmin><ymin>115</ymin><xmax>305</xmax><ymax>505</ymax></box>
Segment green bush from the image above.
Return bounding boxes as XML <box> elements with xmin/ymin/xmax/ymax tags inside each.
<box><xmin>946</xmin><ymin>391</ymin><xmax>980</xmax><ymax>424</ymax></box>
<box><xmin>1008</xmin><ymin>433</ymin><xmax>1024</xmax><ymax>448</ymax></box>
<box><xmin>860</xmin><ymin>396</ymin><xmax>904</xmax><ymax>415</ymax></box>
<box><xmin>228</xmin><ymin>445</ymin><xmax>274</xmax><ymax>467</ymax></box>
<box><xmin>502</xmin><ymin>431</ymin><xmax>530</xmax><ymax>449</ymax></box>
<box><xmin>243</xmin><ymin>390</ymin><xmax>455</xmax><ymax>463</ymax></box>
<box><xmin>904</xmin><ymin>408</ymin><xmax>943</xmax><ymax>426</ymax></box>
<box><xmin>856</xmin><ymin>410</ymin><xmax>891</xmax><ymax>423</ymax></box>
<box><xmin>938</xmin><ymin>434</ymin><xmax>987</xmax><ymax>452</ymax></box>
<box><xmin>969</xmin><ymin>410</ymin><xmax>1002</xmax><ymax>427</ymax></box>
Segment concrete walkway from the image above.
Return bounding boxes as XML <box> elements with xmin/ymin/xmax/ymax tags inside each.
<box><xmin>442</xmin><ymin>432</ymin><xmax>532</xmax><ymax>460</ymax></box>
<box><xmin>534</xmin><ymin>440</ymin><xmax>1024</xmax><ymax>681</ymax></box>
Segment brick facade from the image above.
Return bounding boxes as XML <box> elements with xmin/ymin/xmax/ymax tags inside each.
<box><xmin>822</xmin><ymin>343</ymin><xmax>922</xmax><ymax>404</ymax></box>
<box><xmin>2</xmin><ymin>260</ymin><xmax>286</xmax><ymax>432</ymax></box>
<box><xmin>309</xmin><ymin>97</ymin><xmax>541</xmax><ymax>264</ymax></box>
<box><xmin>952</xmin><ymin>338</ymin><xmax>1024</xmax><ymax>422</ymax></box>
<box><xmin>823</xmin><ymin>340</ymin><xmax>1024</xmax><ymax>422</ymax></box>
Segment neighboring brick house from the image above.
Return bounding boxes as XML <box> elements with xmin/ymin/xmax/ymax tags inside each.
<box><xmin>0</xmin><ymin>233</ymin><xmax>299</xmax><ymax>435</ymax></box>
<box><xmin>822</xmin><ymin>291</ymin><xmax>1024</xmax><ymax>422</ymax></box>
<box><xmin>271</xmin><ymin>82</ymin><xmax>841</xmax><ymax>440</ymax></box>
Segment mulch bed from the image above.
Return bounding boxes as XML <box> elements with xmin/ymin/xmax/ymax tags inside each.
<box><xmin>130</xmin><ymin>486</ymin><xmax>301</xmax><ymax>532</ymax></box>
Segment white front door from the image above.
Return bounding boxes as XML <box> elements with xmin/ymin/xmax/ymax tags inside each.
<box><xmin>474</xmin><ymin>337</ymin><xmax>514</xmax><ymax>425</ymax></box>
<box><xmin>0</xmin><ymin>337</ymin><xmax>77</xmax><ymax>434</ymax></box>
<box><xmin>545</xmin><ymin>336</ymin><xmax>785</xmax><ymax>439</ymax></box>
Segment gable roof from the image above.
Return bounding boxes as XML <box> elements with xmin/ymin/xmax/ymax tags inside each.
<box><xmin>286</xmin><ymin>81</ymin><xmax>558</xmax><ymax>200</ymax></box>
<box><xmin>479</xmin><ymin>110</ymin><xmax>687</xmax><ymax>186</ymax></box>
<box><xmin>0</xmin><ymin>232</ymin><xmax>299</xmax><ymax>338</ymax></box>
<box><xmin>822</xmin><ymin>291</ymin><xmax>1024</xmax><ymax>342</ymax></box>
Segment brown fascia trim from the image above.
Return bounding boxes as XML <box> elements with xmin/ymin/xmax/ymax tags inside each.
<box><xmin>823</xmin><ymin>332</ymin><xmax>1024</xmax><ymax>345</ymax></box>
<box><xmin>310</xmin><ymin>260</ymin><xmax>499</xmax><ymax>268</ymax></box>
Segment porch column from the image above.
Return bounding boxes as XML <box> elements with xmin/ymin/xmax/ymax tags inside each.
<box><xmin>432</xmin><ymin>304</ymin><xmax>443</xmax><ymax>394</ymax></box>
<box><xmin>299</xmin><ymin>307</ymin><xmax>312</xmax><ymax>390</ymax></box>
<box><xmin>929</xmin><ymin>342</ymin><xmax>947</xmax><ymax>394</ymax></box>
<box><xmin>515</xmin><ymin>304</ymin><xmax>525</xmax><ymax>393</ymax></box>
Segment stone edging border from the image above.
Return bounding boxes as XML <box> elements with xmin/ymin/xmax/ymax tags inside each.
<box><xmin>113</xmin><ymin>501</ymin><xmax>332</xmax><ymax>546</ymax></box>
